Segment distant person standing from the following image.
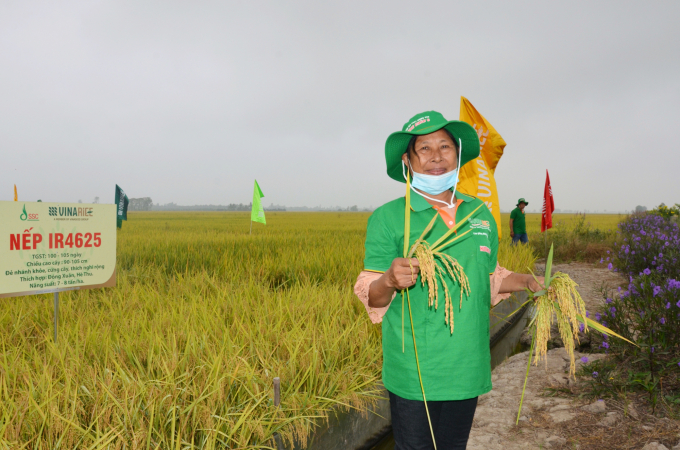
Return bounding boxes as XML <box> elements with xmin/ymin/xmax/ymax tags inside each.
<box><xmin>510</xmin><ymin>198</ymin><xmax>528</xmax><ymax>244</ymax></box>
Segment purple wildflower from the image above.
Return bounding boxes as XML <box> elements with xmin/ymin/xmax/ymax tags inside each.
<box><xmin>660</xmin><ymin>317</ymin><xmax>666</xmax><ymax>324</ymax></box>
<box><xmin>581</xmin><ymin>356</ymin><xmax>589</xmax><ymax>363</ymax></box>
<box><xmin>592</xmin><ymin>372</ymin><xmax>599</xmax><ymax>378</ymax></box>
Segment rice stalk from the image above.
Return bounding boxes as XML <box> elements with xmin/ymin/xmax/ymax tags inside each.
<box><xmin>530</xmin><ymin>273</ymin><xmax>585</xmax><ymax>377</ymax></box>
<box><xmin>402</xmin><ymin>174</ymin><xmax>437</xmax><ymax>449</ymax></box>
<box><xmin>515</xmin><ymin>243</ymin><xmax>639</xmax><ymax>424</ymax></box>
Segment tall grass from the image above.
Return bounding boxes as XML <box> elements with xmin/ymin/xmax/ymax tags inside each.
<box><xmin>500</xmin><ymin>213</ymin><xmax>622</xmax><ymax>262</ymax></box>
<box><xmin>0</xmin><ymin>211</ymin><xmax>541</xmax><ymax>448</ymax></box>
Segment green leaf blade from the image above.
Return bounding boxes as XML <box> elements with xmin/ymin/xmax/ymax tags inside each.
<box><xmin>544</xmin><ymin>243</ymin><xmax>554</xmax><ymax>288</ymax></box>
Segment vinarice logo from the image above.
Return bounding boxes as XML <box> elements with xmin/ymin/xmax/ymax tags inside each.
<box><xmin>48</xmin><ymin>206</ymin><xmax>94</xmax><ymax>217</ymax></box>
<box><xmin>19</xmin><ymin>204</ymin><xmax>39</xmax><ymax>221</ymax></box>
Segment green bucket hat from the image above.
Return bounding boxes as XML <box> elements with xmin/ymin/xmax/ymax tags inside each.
<box><xmin>385</xmin><ymin>110</ymin><xmax>480</xmax><ymax>183</ymax></box>
<box><xmin>517</xmin><ymin>198</ymin><xmax>528</xmax><ymax>206</ymax></box>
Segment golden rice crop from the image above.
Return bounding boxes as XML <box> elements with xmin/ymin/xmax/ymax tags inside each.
<box><xmin>496</xmin><ymin>236</ymin><xmax>537</xmax><ymax>274</ymax></box>
<box><xmin>0</xmin><ymin>212</ymin><xmax>382</xmax><ymax>449</ymax></box>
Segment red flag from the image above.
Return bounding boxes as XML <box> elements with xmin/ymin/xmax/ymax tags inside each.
<box><xmin>541</xmin><ymin>170</ymin><xmax>555</xmax><ymax>232</ymax></box>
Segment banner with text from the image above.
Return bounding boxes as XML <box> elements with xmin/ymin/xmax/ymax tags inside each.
<box><xmin>458</xmin><ymin>96</ymin><xmax>507</xmax><ymax>240</ymax></box>
<box><xmin>0</xmin><ymin>201</ymin><xmax>117</xmax><ymax>298</ymax></box>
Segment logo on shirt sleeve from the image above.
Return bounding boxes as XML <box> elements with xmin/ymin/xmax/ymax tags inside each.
<box><xmin>480</xmin><ymin>246</ymin><xmax>491</xmax><ymax>254</ymax></box>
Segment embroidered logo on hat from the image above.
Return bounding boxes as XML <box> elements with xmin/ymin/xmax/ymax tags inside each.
<box><xmin>405</xmin><ymin>116</ymin><xmax>430</xmax><ymax>132</ymax></box>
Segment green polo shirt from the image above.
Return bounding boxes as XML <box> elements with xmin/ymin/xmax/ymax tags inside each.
<box><xmin>510</xmin><ymin>207</ymin><xmax>526</xmax><ymax>234</ymax></box>
<box><xmin>363</xmin><ymin>190</ymin><xmax>498</xmax><ymax>401</ymax></box>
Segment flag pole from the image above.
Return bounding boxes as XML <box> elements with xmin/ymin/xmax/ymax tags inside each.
<box><xmin>250</xmin><ymin>219</ymin><xmax>252</xmax><ymax>235</ymax></box>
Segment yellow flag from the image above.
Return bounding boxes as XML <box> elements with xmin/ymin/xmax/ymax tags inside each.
<box><xmin>13</xmin><ymin>185</ymin><xmax>17</xmax><ymax>201</ymax></box>
<box><xmin>458</xmin><ymin>97</ymin><xmax>506</xmax><ymax>240</ymax></box>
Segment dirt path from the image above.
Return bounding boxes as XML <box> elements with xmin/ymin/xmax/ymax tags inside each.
<box><xmin>467</xmin><ymin>263</ymin><xmax>680</xmax><ymax>449</ymax></box>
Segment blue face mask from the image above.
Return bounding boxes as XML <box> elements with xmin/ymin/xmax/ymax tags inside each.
<box><xmin>410</xmin><ymin>165</ymin><xmax>458</xmax><ymax>195</ymax></box>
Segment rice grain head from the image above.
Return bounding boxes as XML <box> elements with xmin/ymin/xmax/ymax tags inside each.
<box><xmin>531</xmin><ymin>272</ymin><xmax>587</xmax><ymax>377</ymax></box>
<box><xmin>411</xmin><ymin>242</ymin><xmax>471</xmax><ymax>334</ymax></box>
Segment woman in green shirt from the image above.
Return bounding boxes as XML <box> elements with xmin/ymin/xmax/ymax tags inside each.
<box><xmin>355</xmin><ymin>111</ymin><xmax>542</xmax><ymax>449</ymax></box>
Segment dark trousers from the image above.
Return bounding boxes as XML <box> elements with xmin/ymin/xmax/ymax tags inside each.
<box><xmin>511</xmin><ymin>233</ymin><xmax>528</xmax><ymax>245</ymax></box>
<box><xmin>389</xmin><ymin>391</ymin><xmax>478</xmax><ymax>450</ymax></box>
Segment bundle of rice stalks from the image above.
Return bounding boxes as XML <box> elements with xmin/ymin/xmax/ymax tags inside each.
<box><xmin>411</xmin><ymin>240</ymin><xmax>471</xmax><ymax>334</ymax></box>
<box><xmin>404</xmin><ymin>193</ymin><xmax>483</xmax><ymax>334</ymax></box>
<box><xmin>514</xmin><ymin>243</ymin><xmax>637</xmax><ymax>424</ymax></box>
<box><xmin>531</xmin><ymin>271</ymin><xmax>587</xmax><ymax>377</ymax></box>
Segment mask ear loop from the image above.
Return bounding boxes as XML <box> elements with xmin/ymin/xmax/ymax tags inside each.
<box><xmin>403</xmin><ymin>139</ymin><xmax>463</xmax><ymax>210</ymax></box>
<box><xmin>448</xmin><ymin>138</ymin><xmax>463</xmax><ymax>209</ymax></box>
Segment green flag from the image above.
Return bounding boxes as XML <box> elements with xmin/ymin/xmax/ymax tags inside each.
<box><xmin>251</xmin><ymin>180</ymin><xmax>266</xmax><ymax>225</ymax></box>
<box><xmin>115</xmin><ymin>184</ymin><xmax>129</xmax><ymax>229</ymax></box>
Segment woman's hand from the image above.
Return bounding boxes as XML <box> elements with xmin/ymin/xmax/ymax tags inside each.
<box><xmin>527</xmin><ymin>275</ymin><xmax>545</xmax><ymax>293</ymax></box>
<box><xmin>367</xmin><ymin>258</ymin><xmax>420</xmax><ymax>308</ymax></box>
<box><xmin>385</xmin><ymin>258</ymin><xmax>420</xmax><ymax>290</ymax></box>
<box><xmin>498</xmin><ymin>273</ymin><xmax>546</xmax><ymax>296</ymax></box>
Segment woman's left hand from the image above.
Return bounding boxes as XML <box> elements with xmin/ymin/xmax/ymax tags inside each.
<box><xmin>527</xmin><ymin>275</ymin><xmax>545</xmax><ymax>294</ymax></box>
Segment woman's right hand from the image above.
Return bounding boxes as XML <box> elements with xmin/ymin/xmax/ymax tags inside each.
<box><xmin>385</xmin><ymin>258</ymin><xmax>420</xmax><ymax>290</ymax></box>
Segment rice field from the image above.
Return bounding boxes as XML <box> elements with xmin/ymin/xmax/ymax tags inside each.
<box><xmin>0</xmin><ymin>211</ymin><xmax>604</xmax><ymax>449</ymax></box>
<box><xmin>499</xmin><ymin>213</ymin><xmax>623</xmax><ymax>236</ymax></box>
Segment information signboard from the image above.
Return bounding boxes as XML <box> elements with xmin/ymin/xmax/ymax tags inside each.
<box><xmin>0</xmin><ymin>201</ymin><xmax>116</xmax><ymax>298</ymax></box>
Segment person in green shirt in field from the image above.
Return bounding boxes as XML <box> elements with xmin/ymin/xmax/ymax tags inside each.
<box><xmin>354</xmin><ymin>111</ymin><xmax>543</xmax><ymax>449</ymax></box>
<box><xmin>510</xmin><ymin>198</ymin><xmax>529</xmax><ymax>245</ymax></box>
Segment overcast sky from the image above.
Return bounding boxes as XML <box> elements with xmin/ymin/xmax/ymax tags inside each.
<box><xmin>1</xmin><ymin>1</ymin><xmax>678</xmax><ymax>212</ymax></box>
